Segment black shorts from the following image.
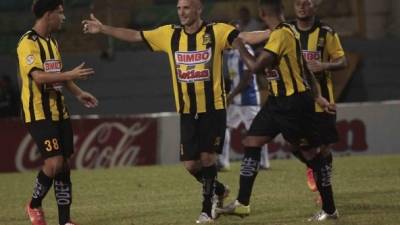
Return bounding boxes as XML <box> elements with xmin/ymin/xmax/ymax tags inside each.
<box><xmin>26</xmin><ymin>119</ymin><xmax>74</xmax><ymax>159</ymax></box>
<box><xmin>180</xmin><ymin>110</ymin><xmax>226</xmax><ymax>161</ymax></box>
<box><xmin>248</xmin><ymin>91</ymin><xmax>322</xmax><ymax>150</ymax></box>
<box><xmin>315</xmin><ymin>112</ymin><xmax>338</xmax><ymax>145</ymax></box>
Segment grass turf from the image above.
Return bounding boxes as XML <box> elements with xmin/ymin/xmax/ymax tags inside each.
<box><xmin>0</xmin><ymin>154</ymin><xmax>399</xmax><ymax>225</ymax></box>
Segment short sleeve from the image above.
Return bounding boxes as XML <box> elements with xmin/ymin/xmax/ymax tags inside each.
<box><xmin>326</xmin><ymin>32</ymin><xmax>345</xmax><ymax>60</ymax></box>
<box><xmin>264</xmin><ymin>29</ymin><xmax>288</xmax><ymax>57</ymax></box>
<box><xmin>215</xmin><ymin>23</ymin><xmax>239</xmax><ymax>49</ymax></box>
<box><xmin>141</xmin><ymin>25</ymin><xmax>172</xmax><ymax>52</ymax></box>
<box><xmin>17</xmin><ymin>38</ymin><xmax>43</xmax><ymax>77</ymax></box>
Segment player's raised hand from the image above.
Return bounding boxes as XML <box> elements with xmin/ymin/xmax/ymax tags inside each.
<box><xmin>68</xmin><ymin>62</ymin><xmax>95</xmax><ymax>80</ymax></box>
<box><xmin>82</xmin><ymin>13</ymin><xmax>103</xmax><ymax>34</ymax></box>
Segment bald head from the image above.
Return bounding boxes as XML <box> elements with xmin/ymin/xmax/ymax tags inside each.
<box><xmin>178</xmin><ymin>0</ymin><xmax>202</xmax><ymax>8</ymax></box>
<box><xmin>194</xmin><ymin>0</ymin><xmax>203</xmax><ymax>8</ymax></box>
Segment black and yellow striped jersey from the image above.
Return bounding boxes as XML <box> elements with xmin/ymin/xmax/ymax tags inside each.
<box><xmin>263</xmin><ymin>23</ymin><xmax>310</xmax><ymax>97</ymax></box>
<box><xmin>17</xmin><ymin>30</ymin><xmax>69</xmax><ymax>123</ymax></box>
<box><xmin>141</xmin><ymin>22</ymin><xmax>239</xmax><ymax>114</ymax></box>
<box><xmin>291</xmin><ymin>19</ymin><xmax>345</xmax><ymax>112</ymax></box>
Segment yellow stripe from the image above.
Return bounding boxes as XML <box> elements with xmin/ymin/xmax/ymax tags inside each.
<box><xmin>32</xmin><ymin>79</ymin><xmax>45</xmax><ymax>120</ymax></box>
<box><xmin>271</xmin><ymin>80</ymin><xmax>278</xmax><ymax>96</ymax></box>
<box><xmin>49</xmin><ymin>92</ymin><xmax>59</xmax><ymax>120</ymax></box>
<box><xmin>212</xmin><ymin>33</ymin><xmax>224</xmax><ymax>110</ymax></box>
<box><xmin>21</xmin><ymin>74</ymin><xmax>31</xmax><ymax>122</ymax></box>
<box><xmin>168</xmin><ymin>53</ymin><xmax>181</xmax><ymax>112</ymax></box>
<box><xmin>195</xmin><ymin>29</ymin><xmax>206</xmax><ymax>113</ymax></box>
<box><xmin>281</xmin><ymin>59</ymin><xmax>295</xmax><ymax>96</ymax></box>
<box><xmin>327</xmin><ymin>75</ymin><xmax>335</xmax><ymax>102</ymax></box>
<box><xmin>181</xmin><ymin>83</ymin><xmax>190</xmax><ymax>113</ymax></box>
<box><xmin>307</xmin><ymin>29</ymin><xmax>319</xmax><ymax>51</ymax></box>
<box><xmin>178</xmin><ymin>33</ymin><xmax>190</xmax><ymax>113</ymax></box>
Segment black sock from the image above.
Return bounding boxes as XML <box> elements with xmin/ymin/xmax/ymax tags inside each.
<box><xmin>30</xmin><ymin>170</ymin><xmax>53</xmax><ymax>208</ymax></box>
<box><xmin>54</xmin><ymin>168</ymin><xmax>72</xmax><ymax>225</ymax></box>
<box><xmin>201</xmin><ymin>165</ymin><xmax>217</xmax><ymax>217</ymax></box>
<box><xmin>309</xmin><ymin>153</ymin><xmax>336</xmax><ymax>214</ymax></box>
<box><xmin>237</xmin><ymin>147</ymin><xmax>261</xmax><ymax>206</ymax></box>
<box><xmin>192</xmin><ymin>170</ymin><xmax>225</xmax><ymax>196</ymax></box>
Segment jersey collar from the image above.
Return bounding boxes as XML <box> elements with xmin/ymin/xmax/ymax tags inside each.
<box><xmin>183</xmin><ymin>21</ymin><xmax>206</xmax><ymax>36</ymax></box>
<box><xmin>294</xmin><ymin>17</ymin><xmax>321</xmax><ymax>34</ymax></box>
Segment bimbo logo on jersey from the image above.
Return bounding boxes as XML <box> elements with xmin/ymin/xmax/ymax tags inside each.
<box><xmin>43</xmin><ymin>59</ymin><xmax>63</xmax><ymax>91</ymax></box>
<box><xmin>44</xmin><ymin>60</ymin><xmax>62</xmax><ymax>73</ymax></box>
<box><xmin>175</xmin><ymin>48</ymin><xmax>212</xmax><ymax>65</ymax></box>
<box><xmin>302</xmin><ymin>50</ymin><xmax>321</xmax><ymax>61</ymax></box>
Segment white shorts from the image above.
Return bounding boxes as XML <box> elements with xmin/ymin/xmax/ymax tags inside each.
<box><xmin>226</xmin><ymin>105</ymin><xmax>260</xmax><ymax>130</ymax></box>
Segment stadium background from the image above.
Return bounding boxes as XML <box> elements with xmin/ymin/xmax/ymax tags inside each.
<box><xmin>0</xmin><ymin>0</ymin><xmax>399</xmax><ymax>167</ymax></box>
<box><xmin>0</xmin><ymin>0</ymin><xmax>398</xmax><ymax>164</ymax></box>
<box><xmin>0</xmin><ymin>0</ymin><xmax>399</xmax><ymax>115</ymax></box>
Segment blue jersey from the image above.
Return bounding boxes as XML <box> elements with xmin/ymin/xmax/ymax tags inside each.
<box><xmin>226</xmin><ymin>45</ymin><xmax>260</xmax><ymax>106</ymax></box>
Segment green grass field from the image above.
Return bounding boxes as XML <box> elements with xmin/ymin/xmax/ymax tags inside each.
<box><xmin>1</xmin><ymin>154</ymin><xmax>399</xmax><ymax>225</ymax></box>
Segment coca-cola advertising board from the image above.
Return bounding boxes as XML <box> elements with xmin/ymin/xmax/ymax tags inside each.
<box><xmin>0</xmin><ymin>116</ymin><xmax>158</xmax><ymax>172</ymax></box>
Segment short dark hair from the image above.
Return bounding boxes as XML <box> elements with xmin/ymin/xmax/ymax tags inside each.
<box><xmin>32</xmin><ymin>0</ymin><xmax>64</xmax><ymax>18</ymax></box>
<box><xmin>259</xmin><ymin>0</ymin><xmax>284</xmax><ymax>14</ymax></box>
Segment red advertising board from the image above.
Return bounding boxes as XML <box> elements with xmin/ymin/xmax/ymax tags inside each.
<box><xmin>0</xmin><ymin>117</ymin><xmax>158</xmax><ymax>172</ymax></box>
<box><xmin>230</xmin><ymin>119</ymin><xmax>369</xmax><ymax>159</ymax></box>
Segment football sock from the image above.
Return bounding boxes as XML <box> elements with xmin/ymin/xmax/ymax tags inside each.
<box><xmin>237</xmin><ymin>147</ymin><xmax>261</xmax><ymax>206</ymax></box>
<box><xmin>201</xmin><ymin>165</ymin><xmax>217</xmax><ymax>217</ymax></box>
<box><xmin>309</xmin><ymin>153</ymin><xmax>336</xmax><ymax>214</ymax></box>
<box><xmin>54</xmin><ymin>167</ymin><xmax>72</xmax><ymax>225</ymax></box>
<box><xmin>30</xmin><ymin>170</ymin><xmax>53</xmax><ymax>208</ymax></box>
<box><xmin>192</xmin><ymin>170</ymin><xmax>225</xmax><ymax>196</ymax></box>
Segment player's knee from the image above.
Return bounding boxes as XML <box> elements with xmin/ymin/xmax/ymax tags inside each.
<box><xmin>243</xmin><ymin>136</ymin><xmax>267</xmax><ymax>147</ymax></box>
<box><xmin>300</xmin><ymin>147</ymin><xmax>319</xmax><ymax>161</ymax></box>
<box><xmin>200</xmin><ymin>152</ymin><xmax>216</xmax><ymax>167</ymax></box>
<box><xmin>43</xmin><ymin>156</ymin><xmax>65</xmax><ymax>177</ymax></box>
<box><xmin>183</xmin><ymin>161</ymin><xmax>200</xmax><ymax>174</ymax></box>
<box><xmin>320</xmin><ymin>145</ymin><xmax>332</xmax><ymax>157</ymax></box>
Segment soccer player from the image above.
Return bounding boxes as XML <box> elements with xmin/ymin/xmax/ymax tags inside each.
<box><xmin>291</xmin><ymin>0</ymin><xmax>347</xmax><ymax>202</ymax></box>
<box><xmin>219</xmin><ymin>23</ymin><xmax>270</xmax><ymax>171</ymax></box>
<box><xmin>82</xmin><ymin>0</ymin><xmax>269</xmax><ymax>223</ymax></box>
<box><xmin>217</xmin><ymin>0</ymin><xmax>339</xmax><ymax>221</ymax></box>
<box><xmin>17</xmin><ymin>1</ymin><xmax>98</xmax><ymax>225</ymax></box>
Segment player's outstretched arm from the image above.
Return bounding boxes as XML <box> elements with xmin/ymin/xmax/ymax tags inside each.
<box><xmin>65</xmin><ymin>81</ymin><xmax>99</xmax><ymax>108</ymax></box>
<box><xmin>307</xmin><ymin>56</ymin><xmax>347</xmax><ymax>73</ymax></box>
<box><xmin>306</xmin><ymin>66</ymin><xmax>336</xmax><ymax>114</ymax></box>
<box><xmin>82</xmin><ymin>14</ymin><xmax>143</xmax><ymax>43</ymax></box>
<box><xmin>239</xmin><ymin>29</ymin><xmax>271</xmax><ymax>45</ymax></box>
<box><xmin>233</xmin><ymin>38</ymin><xmax>275</xmax><ymax>74</ymax></box>
<box><xmin>31</xmin><ymin>62</ymin><xmax>94</xmax><ymax>85</ymax></box>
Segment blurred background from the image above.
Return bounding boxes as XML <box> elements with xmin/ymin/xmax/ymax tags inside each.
<box><xmin>0</xmin><ymin>0</ymin><xmax>399</xmax><ymax>171</ymax></box>
<box><xmin>0</xmin><ymin>0</ymin><xmax>400</xmax><ymax>115</ymax></box>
